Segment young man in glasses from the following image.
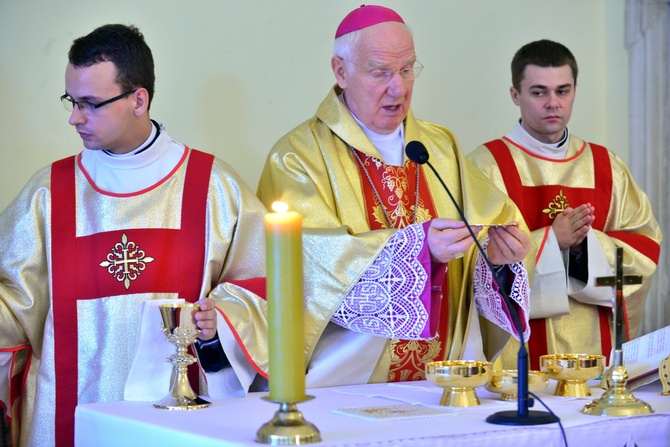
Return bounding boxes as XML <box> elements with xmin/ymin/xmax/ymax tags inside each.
<box><xmin>258</xmin><ymin>5</ymin><xmax>534</xmax><ymax>387</ymax></box>
<box><xmin>0</xmin><ymin>23</ymin><xmax>278</xmax><ymax>447</ymax></box>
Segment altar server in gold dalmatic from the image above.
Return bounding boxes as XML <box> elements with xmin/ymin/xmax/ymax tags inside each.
<box><xmin>258</xmin><ymin>5</ymin><xmax>535</xmax><ymax>387</ymax></box>
<box><xmin>469</xmin><ymin>39</ymin><xmax>662</xmax><ymax>370</ymax></box>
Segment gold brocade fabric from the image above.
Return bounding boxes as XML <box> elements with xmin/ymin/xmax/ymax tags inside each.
<box><xmin>0</xmin><ymin>149</ymin><xmax>271</xmax><ymax>447</ymax></box>
<box><xmin>470</xmin><ymin>137</ymin><xmax>662</xmax><ymax>368</ymax></box>
<box><xmin>258</xmin><ymin>86</ymin><xmax>535</xmax><ymax>383</ymax></box>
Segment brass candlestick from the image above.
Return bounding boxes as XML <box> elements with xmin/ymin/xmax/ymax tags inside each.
<box><xmin>582</xmin><ymin>247</ymin><xmax>653</xmax><ymax>416</ymax></box>
<box><xmin>153</xmin><ymin>303</ymin><xmax>210</xmax><ymax>410</ymax></box>
<box><xmin>582</xmin><ymin>350</ymin><xmax>653</xmax><ymax>416</ymax></box>
<box><xmin>256</xmin><ymin>396</ymin><xmax>321</xmax><ymax>445</ymax></box>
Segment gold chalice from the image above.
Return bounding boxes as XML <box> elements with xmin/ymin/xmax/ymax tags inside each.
<box><xmin>540</xmin><ymin>354</ymin><xmax>605</xmax><ymax>397</ymax></box>
<box><xmin>153</xmin><ymin>303</ymin><xmax>210</xmax><ymax>410</ymax></box>
<box><xmin>485</xmin><ymin>370</ymin><xmax>549</xmax><ymax>401</ymax></box>
<box><xmin>425</xmin><ymin>360</ymin><xmax>493</xmax><ymax>407</ymax></box>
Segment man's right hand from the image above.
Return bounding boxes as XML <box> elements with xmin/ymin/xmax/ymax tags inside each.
<box><xmin>552</xmin><ymin>203</ymin><xmax>595</xmax><ymax>251</ymax></box>
<box><xmin>427</xmin><ymin>218</ymin><xmax>481</xmax><ymax>263</ymax></box>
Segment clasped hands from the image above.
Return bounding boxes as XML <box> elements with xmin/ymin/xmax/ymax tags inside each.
<box><xmin>552</xmin><ymin>203</ymin><xmax>595</xmax><ymax>253</ymax></box>
<box><xmin>427</xmin><ymin>217</ymin><xmax>531</xmax><ymax>265</ymax></box>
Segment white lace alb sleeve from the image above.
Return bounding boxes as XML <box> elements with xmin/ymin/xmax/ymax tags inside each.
<box><xmin>473</xmin><ymin>238</ymin><xmax>531</xmax><ymax>342</ymax></box>
<box><xmin>330</xmin><ymin>224</ymin><xmax>432</xmax><ymax>339</ymax></box>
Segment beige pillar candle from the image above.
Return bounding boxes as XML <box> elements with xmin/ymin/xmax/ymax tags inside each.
<box><xmin>264</xmin><ymin>201</ymin><xmax>306</xmax><ymax>403</ymax></box>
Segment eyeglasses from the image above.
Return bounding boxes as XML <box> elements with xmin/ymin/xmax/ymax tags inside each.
<box><xmin>343</xmin><ymin>59</ymin><xmax>424</xmax><ymax>84</ymax></box>
<box><xmin>60</xmin><ymin>89</ymin><xmax>137</xmax><ymax>113</ymax></box>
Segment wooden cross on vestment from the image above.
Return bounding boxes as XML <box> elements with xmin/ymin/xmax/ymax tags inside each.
<box><xmin>595</xmin><ymin>247</ymin><xmax>642</xmax><ymax>351</ymax></box>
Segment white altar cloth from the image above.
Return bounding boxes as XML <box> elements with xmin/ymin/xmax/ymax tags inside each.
<box><xmin>75</xmin><ymin>380</ymin><xmax>670</xmax><ymax>446</ymax></box>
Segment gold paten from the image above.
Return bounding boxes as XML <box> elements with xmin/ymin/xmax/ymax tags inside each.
<box><xmin>540</xmin><ymin>354</ymin><xmax>605</xmax><ymax>397</ymax></box>
<box><xmin>582</xmin><ymin>350</ymin><xmax>654</xmax><ymax>416</ymax></box>
<box><xmin>256</xmin><ymin>396</ymin><xmax>321</xmax><ymax>445</ymax></box>
<box><xmin>425</xmin><ymin>360</ymin><xmax>493</xmax><ymax>407</ymax></box>
<box><xmin>485</xmin><ymin>369</ymin><xmax>549</xmax><ymax>401</ymax></box>
<box><xmin>153</xmin><ymin>303</ymin><xmax>210</xmax><ymax>410</ymax></box>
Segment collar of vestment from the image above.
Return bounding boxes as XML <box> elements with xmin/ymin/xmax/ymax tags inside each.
<box><xmin>319</xmin><ymin>86</ymin><xmax>424</xmax><ymax>162</ymax></box>
<box><xmin>78</xmin><ymin>122</ymin><xmax>187</xmax><ymax>194</ymax></box>
<box><xmin>506</xmin><ymin>121</ymin><xmax>571</xmax><ymax>159</ymax></box>
<box><xmin>339</xmin><ymin>91</ymin><xmax>405</xmax><ymax>166</ymax></box>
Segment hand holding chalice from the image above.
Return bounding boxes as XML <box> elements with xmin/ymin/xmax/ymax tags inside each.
<box><xmin>153</xmin><ymin>302</ymin><xmax>211</xmax><ymax>410</ymax></box>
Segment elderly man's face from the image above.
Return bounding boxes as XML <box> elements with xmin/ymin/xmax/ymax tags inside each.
<box><xmin>333</xmin><ymin>22</ymin><xmax>416</xmax><ymax>134</ymax></box>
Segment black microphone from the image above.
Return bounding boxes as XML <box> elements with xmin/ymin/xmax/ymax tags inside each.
<box><xmin>406</xmin><ymin>140</ymin><xmax>558</xmax><ymax>426</ymax></box>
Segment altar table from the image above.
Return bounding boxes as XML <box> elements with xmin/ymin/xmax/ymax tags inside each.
<box><xmin>75</xmin><ymin>380</ymin><xmax>670</xmax><ymax>446</ymax></box>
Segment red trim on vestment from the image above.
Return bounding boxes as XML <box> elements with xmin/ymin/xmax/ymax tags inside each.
<box><xmin>77</xmin><ymin>147</ymin><xmax>189</xmax><ymax>197</ymax></box>
<box><xmin>528</xmin><ymin>319</ymin><xmax>548</xmax><ymax>371</ymax></box>
<box><xmin>607</xmin><ymin>231</ymin><xmax>661</xmax><ymax>265</ymax></box>
<box><xmin>536</xmin><ymin>227</ymin><xmax>551</xmax><ymax>263</ymax></box>
<box><xmin>227</xmin><ymin>278</ymin><xmax>267</xmax><ymax>301</ymax></box>
<box><xmin>216</xmin><ymin>278</ymin><xmax>268</xmax><ymax>377</ymax></box>
<box><xmin>51</xmin><ymin>156</ymin><xmax>79</xmax><ymax>446</ymax></box>
<box><xmin>178</xmin><ymin>149</ymin><xmax>214</xmax><ymax>390</ymax></box>
<box><xmin>178</xmin><ymin>149</ymin><xmax>213</xmax><ymax>302</ymax></box>
<box><xmin>216</xmin><ymin>308</ymin><xmax>269</xmax><ymax>379</ymax></box>
<box><xmin>502</xmin><ymin>136</ymin><xmax>587</xmax><ymax>162</ymax></box>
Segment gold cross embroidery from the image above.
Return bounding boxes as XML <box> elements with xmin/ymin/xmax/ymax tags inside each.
<box><xmin>99</xmin><ymin>233</ymin><xmax>155</xmax><ymax>290</ymax></box>
<box><xmin>542</xmin><ymin>189</ymin><xmax>570</xmax><ymax>219</ymax></box>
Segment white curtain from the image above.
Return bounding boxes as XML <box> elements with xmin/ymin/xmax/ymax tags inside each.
<box><xmin>625</xmin><ymin>0</ymin><xmax>670</xmax><ymax>335</ymax></box>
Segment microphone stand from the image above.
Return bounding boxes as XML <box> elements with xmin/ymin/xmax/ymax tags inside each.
<box><xmin>418</xmin><ymin>155</ymin><xmax>558</xmax><ymax>426</ymax></box>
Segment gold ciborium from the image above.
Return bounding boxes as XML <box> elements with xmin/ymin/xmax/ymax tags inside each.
<box><xmin>485</xmin><ymin>370</ymin><xmax>549</xmax><ymax>401</ymax></box>
<box><xmin>540</xmin><ymin>354</ymin><xmax>605</xmax><ymax>397</ymax></box>
<box><xmin>153</xmin><ymin>303</ymin><xmax>210</xmax><ymax>410</ymax></box>
<box><xmin>426</xmin><ymin>360</ymin><xmax>493</xmax><ymax>407</ymax></box>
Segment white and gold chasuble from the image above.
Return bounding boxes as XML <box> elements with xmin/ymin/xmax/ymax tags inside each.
<box><xmin>470</xmin><ymin>136</ymin><xmax>661</xmax><ymax>369</ymax></box>
<box><xmin>258</xmin><ymin>86</ymin><xmax>534</xmax><ymax>386</ymax></box>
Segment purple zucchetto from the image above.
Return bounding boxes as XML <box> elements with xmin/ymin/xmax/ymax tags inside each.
<box><xmin>335</xmin><ymin>4</ymin><xmax>405</xmax><ymax>38</ymax></box>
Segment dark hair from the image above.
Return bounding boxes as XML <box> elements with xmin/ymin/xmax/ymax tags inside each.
<box><xmin>68</xmin><ymin>24</ymin><xmax>155</xmax><ymax>107</ymax></box>
<box><xmin>511</xmin><ymin>39</ymin><xmax>578</xmax><ymax>91</ymax></box>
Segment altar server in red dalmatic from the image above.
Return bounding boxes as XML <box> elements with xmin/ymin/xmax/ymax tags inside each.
<box><xmin>470</xmin><ymin>39</ymin><xmax>661</xmax><ymax>370</ymax></box>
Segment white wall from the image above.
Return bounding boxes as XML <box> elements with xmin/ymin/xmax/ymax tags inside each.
<box><xmin>0</xmin><ymin>0</ymin><xmax>627</xmax><ymax>212</ymax></box>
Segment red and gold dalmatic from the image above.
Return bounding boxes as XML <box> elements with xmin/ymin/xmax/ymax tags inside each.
<box><xmin>50</xmin><ymin>150</ymin><xmax>211</xmax><ymax>445</ymax></box>
<box><xmin>258</xmin><ymin>86</ymin><xmax>534</xmax><ymax>384</ymax></box>
<box><xmin>0</xmin><ymin>147</ymin><xmax>271</xmax><ymax>447</ymax></box>
<box><xmin>471</xmin><ymin>137</ymin><xmax>661</xmax><ymax>369</ymax></box>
